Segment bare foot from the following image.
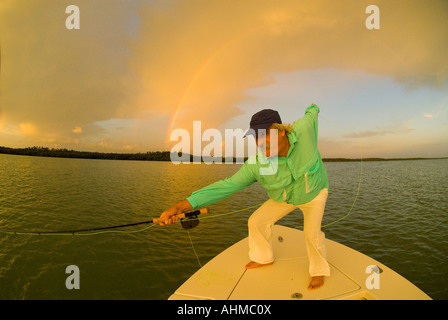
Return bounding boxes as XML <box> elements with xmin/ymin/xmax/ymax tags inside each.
<box><xmin>308</xmin><ymin>276</ymin><xmax>324</xmax><ymax>290</ymax></box>
<box><xmin>245</xmin><ymin>261</ymin><xmax>273</xmax><ymax>269</ymax></box>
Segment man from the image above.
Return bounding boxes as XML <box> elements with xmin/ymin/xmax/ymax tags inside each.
<box><xmin>158</xmin><ymin>104</ymin><xmax>330</xmax><ymax>290</ymax></box>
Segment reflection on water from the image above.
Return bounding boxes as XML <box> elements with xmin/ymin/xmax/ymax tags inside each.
<box><xmin>0</xmin><ymin>154</ymin><xmax>447</xmax><ymax>299</ymax></box>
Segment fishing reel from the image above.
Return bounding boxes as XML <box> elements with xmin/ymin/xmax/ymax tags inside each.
<box><xmin>180</xmin><ymin>215</ymin><xmax>200</xmax><ymax>230</ymax></box>
<box><xmin>179</xmin><ymin>207</ymin><xmax>209</xmax><ymax>230</ymax></box>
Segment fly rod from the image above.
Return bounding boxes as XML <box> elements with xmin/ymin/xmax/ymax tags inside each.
<box><xmin>0</xmin><ymin>207</ymin><xmax>210</xmax><ymax>235</ymax></box>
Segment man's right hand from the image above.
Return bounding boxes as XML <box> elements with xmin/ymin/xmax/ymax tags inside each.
<box><xmin>157</xmin><ymin>199</ymin><xmax>193</xmax><ymax>226</ymax></box>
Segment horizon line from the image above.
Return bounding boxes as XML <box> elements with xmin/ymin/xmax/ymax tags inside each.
<box><xmin>0</xmin><ymin>145</ymin><xmax>447</xmax><ymax>162</ymax></box>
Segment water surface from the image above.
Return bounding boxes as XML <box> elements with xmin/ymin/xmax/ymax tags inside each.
<box><xmin>0</xmin><ymin>154</ymin><xmax>446</xmax><ymax>299</ymax></box>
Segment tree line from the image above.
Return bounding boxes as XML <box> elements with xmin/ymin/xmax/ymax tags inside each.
<box><xmin>0</xmin><ymin>146</ymin><xmax>243</xmax><ymax>162</ymax></box>
<box><xmin>0</xmin><ymin>146</ymin><xmax>444</xmax><ymax>162</ymax></box>
<box><xmin>0</xmin><ymin>146</ymin><xmax>174</xmax><ymax>161</ymax></box>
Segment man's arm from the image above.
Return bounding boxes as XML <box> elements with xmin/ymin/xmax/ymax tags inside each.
<box><xmin>157</xmin><ymin>162</ymin><xmax>257</xmax><ymax>225</ymax></box>
<box><xmin>186</xmin><ymin>162</ymin><xmax>257</xmax><ymax>209</ymax></box>
<box><xmin>304</xmin><ymin>103</ymin><xmax>319</xmax><ymax>122</ymax></box>
<box><xmin>304</xmin><ymin>103</ymin><xmax>320</xmax><ymax>141</ymax></box>
<box><xmin>291</xmin><ymin>103</ymin><xmax>320</xmax><ymax>141</ymax></box>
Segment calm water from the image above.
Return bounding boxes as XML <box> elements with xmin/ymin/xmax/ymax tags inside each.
<box><xmin>0</xmin><ymin>153</ymin><xmax>447</xmax><ymax>299</ymax></box>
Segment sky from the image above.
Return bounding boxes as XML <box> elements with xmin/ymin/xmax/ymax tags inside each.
<box><xmin>1</xmin><ymin>0</ymin><xmax>447</xmax><ymax>158</ymax></box>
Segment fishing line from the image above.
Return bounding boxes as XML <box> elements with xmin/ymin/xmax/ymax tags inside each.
<box><xmin>187</xmin><ymin>229</ymin><xmax>202</xmax><ymax>267</ymax></box>
<box><xmin>0</xmin><ymin>157</ymin><xmax>360</xmax><ymax>236</ymax></box>
<box><xmin>0</xmin><ymin>116</ymin><xmax>362</xmax><ymax>237</ymax></box>
<box><xmin>318</xmin><ymin>114</ymin><xmax>363</xmax><ymax>229</ymax></box>
<box><xmin>190</xmin><ymin>119</ymin><xmax>363</xmax><ymax>245</ymax></box>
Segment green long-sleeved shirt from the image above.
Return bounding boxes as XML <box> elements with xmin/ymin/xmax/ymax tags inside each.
<box><xmin>186</xmin><ymin>104</ymin><xmax>329</xmax><ymax>209</ymax></box>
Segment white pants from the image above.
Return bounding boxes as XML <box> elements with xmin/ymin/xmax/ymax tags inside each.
<box><xmin>248</xmin><ymin>188</ymin><xmax>330</xmax><ymax>277</ymax></box>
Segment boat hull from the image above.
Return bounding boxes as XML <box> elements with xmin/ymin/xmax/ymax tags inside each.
<box><xmin>169</xmin><ymin>225</ymin><xmax>431</xmax><ymax>300</ymax></box>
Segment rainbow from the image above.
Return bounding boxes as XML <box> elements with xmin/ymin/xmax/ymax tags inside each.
<box><xmin>165</xmin><ymin>25</ymin><xmax>262</xmax><ymax>142</ymax></box>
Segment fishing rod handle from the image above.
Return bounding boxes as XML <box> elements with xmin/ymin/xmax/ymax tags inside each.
<box><xmin>152</xmin><ymin>207</ymin><xmax>210</xmax><ymax>224</ymax></box>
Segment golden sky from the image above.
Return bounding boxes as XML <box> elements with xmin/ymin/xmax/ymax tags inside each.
<box><xmin>1</xmin><ymin>0</ymin><xmax>447</xmax><ymax>157</ymax></box>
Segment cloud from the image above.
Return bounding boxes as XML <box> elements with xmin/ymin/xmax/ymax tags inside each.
<box><xmin>1</xmin><ymin>0</ymin><xmax>447</xmax><ymax>152</ymax></box>
<box><xmin>132</xmin><ymin>0</ymin><xmax>448</xmax><ymax>137</ymax></box>
<box><xmin>72</xmin><ymin>126</ymin><xmax>83</xmax><ymax>134</ymax></box>
<box><xmin>0</xmin><ymin>0</ymin><xmax>143</xmax><ymax>144</ymax></box>
<box><xmin>19</xmin><ymin>122</ymin><xmax>38</xmax><ymax>136</ymax></box>
<box><xmin>343</xmin><ymin>124</ymin><xmax>414</xmax><ymax>139</ymax></box>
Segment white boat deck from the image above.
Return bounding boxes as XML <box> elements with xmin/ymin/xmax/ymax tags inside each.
<box><xmin>169</xmin><ymin>225</ymin><xmax>431</xmax><ymax>300</ymax></box>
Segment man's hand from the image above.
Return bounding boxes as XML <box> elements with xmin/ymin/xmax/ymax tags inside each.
<box><xmin>157</xmin><ymin>199</ymin><xmax>193</xmax><ymax>226</ymax></box>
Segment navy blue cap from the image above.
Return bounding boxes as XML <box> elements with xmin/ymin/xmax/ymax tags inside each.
<box><xmin>243</xmin><ymin>109</ymin><xmax>282</xmax><ymax>138</ymax></box>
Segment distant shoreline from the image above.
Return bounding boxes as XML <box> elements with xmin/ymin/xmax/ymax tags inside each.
<box><xmin>0</xmin><ymin>146</ymin><xmax>446</xmax><ymax>163</ymax></box>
